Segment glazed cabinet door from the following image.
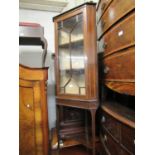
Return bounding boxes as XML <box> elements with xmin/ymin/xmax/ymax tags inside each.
<box><xmin>54</xmin><ymin>4</ymin><xmax>97</xmax><ymax>101</ymax></box>
<box><xmin>57</xmin><ymin>13</ymin><xmax>86</xmax><ymax>96</ymax></box>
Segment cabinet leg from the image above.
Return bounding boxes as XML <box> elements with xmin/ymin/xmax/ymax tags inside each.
<box><xmin>50</xmin><ymin>128</ymin><xmax>54</xmax><ymax>155</ymax></box>
<box><xmin>90</xmin><ymin>109</ymin><xmax>97</xmax><ymax>155</ymax></box>
<box><xmin>56</xmin><ymin>105</ymin><xmax>60</xmax><ymax>155</ymax></box>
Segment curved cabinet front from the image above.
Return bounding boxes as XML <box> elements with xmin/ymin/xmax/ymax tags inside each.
<box><xmin>19</xmin><ymin>65</ymin><xmax>49</xmax><ymax>155</ymax></box>
<box><xmin>103</xmin><ymin>47</ymin><xmax>135</xmax><ymax>95</ymax></box>
<box><xmin>102</xmin><ymin>12</ymin><xmax>135</xmax><ymax>56</ymax></box>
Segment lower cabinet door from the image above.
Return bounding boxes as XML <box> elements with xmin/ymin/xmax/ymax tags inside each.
<box><xmin>59</xmin><ymin>106</ymin><xmax>85</xmax><ymax>139</ymax></box>
<box><xmin>19</xmin><ymin>86</ymin><xmax>35</xmax><ymax>155</ymax></box>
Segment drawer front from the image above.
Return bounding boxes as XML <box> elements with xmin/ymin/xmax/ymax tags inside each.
<box><xmin>103</xmin><ymin>13</ymin><xmax>135</xmax><ymax>56</ymax></box>
<box><xmin>96</xmin><ymin>0</ymin><xmax>113</xmax><ymax>23</ymax></box>
<box><xmin>120</xmin><ymin>148</ymin><xmax>131</xmax><ymax>155</ymax></box>
<box><xmin>97</xmin><ymin>0</ymin><xmax>135</xmax><ymax>40</ymax></box>
<box><xmin>104</xmin><ymin>47</ymin><xmax>135</xmax><ymax>95</ymax></box>
<box><xmin>101</xmin><ymin>129</ymin><xmax>120</xmax><ymax>155</ymax></box>
<box><xmin>101</xmin><ymin>112</ymin><xmax>120</xmax><ymax>141</ymax></box>
<box><xmin>121</xmin><ymin>124</ymin><xmax>135</xmax><ymax>154</ymax></box>
<box><xmin>104</xmin><ymin>47</ymin><xmax>135</xmax><ymax>80</ymax></box>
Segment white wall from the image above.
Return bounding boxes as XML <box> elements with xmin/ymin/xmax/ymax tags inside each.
<box><xmin>19</xmin><ymin>9</ymin><xmax>59</xmax><ymax>129</ymax></box>
<box><xmin>19</xmin><ymin>9</ymin><xmax>58</xmax><ymax>53</ymax></box>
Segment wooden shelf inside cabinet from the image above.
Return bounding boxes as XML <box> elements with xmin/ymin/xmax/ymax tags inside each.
<box><xmin>61</xmin><ymin>68</ymin><xmax>84</xmax><ymax>75</ymax></box>
<box><xmin>101</xmin><ymin>101</ymin><xmax>135</xmax><ymax>128</ymax></box>
<box><xmin>51</xmin><ymin>128</ymin><xmax>99</xmax><ymax>150</ymax></box>
<box><xmin>74</xmin><ymin>133</ymin><xmax>99</xmax><ymax>149</ymax></box>
<box><xmin>59</xmin><ymin>39</ymin><xmax>83</xmax><ymax>48</ymax></box>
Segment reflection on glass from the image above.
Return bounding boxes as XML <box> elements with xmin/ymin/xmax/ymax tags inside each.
<box><xmin>58</xmin><ymin>13</ymin><xmax>85</xmax><ymax>95</ymax></box>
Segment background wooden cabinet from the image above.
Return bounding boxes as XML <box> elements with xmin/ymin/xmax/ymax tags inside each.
<box><xmin>96</xmin><ymin>0</ymin><xmax>135</xmax><ymax>154</ymax></box>
<box><xmin>19</xmin><ymin>65</ymin><xmax>49</xmax><ymax>155</ymax></box>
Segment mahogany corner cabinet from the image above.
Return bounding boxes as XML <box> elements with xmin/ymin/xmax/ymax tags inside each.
<box><xmin>53</xmin><ymin>2</ymin><xmax>98</xmax><ymax>155</ymax></box>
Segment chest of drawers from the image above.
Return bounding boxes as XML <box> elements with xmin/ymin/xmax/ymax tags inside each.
<box><xmin>97</xmin><ymin>0</ymin><xmax>135</xmax><ymax>96</ymax></box>
<box><xmin>100</xmin><ymin>103</ymin><xmax>135</xmax><ymax>155</ymax></box>
<box><xmin>96</xmin><ymin>0</ymin><xmax>135</xmax><ymax>154</ymax></box>
<box><xmin>97</xmin><ymin>0</ymin><xmax>135</xmax><ymax>40</ymax></box>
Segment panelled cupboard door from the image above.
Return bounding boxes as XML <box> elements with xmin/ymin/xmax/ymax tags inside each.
<box><xmin>19</xmin><ymin>80</ymin><xmax>46</xmax><ymax>155</ymax></box>
<box><xmin>19</xmin><ymin>81</ymin><xmax>36</xmax><ymax>155</ymax></box>
<box><xmin>19</xmin><ymin>65</ymin><xmax>49</xmax><ymax>155</ymax></box>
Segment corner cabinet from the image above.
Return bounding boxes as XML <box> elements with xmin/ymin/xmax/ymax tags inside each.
<box><xmin>19</xmin><ymin>65</ymin><xmax>49</xmax><ymax>155</ymax></box>
<box><xmin>53</xmin><ymin>3</ymin><xmax>98</xmax><ymax>155</ymax></box>
<box><xmin>54</xmin><ymin>3</ymin><xmax>98</xmax><ymax>101</ymax></box>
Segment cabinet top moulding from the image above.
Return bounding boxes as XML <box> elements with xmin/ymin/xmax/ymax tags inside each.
<box><xmin>53</xmin><ymin>2</ymin><xmax>96</xmax><ymax>22</ymax></box>
<box><xmin>19</xmin><ymin>64</ymin><xmax>48</xmax><ymax>81</ymax></box>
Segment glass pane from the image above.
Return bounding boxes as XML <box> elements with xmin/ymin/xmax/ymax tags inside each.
<box><xmin>58</xmin><ymin>13</ymin><xmax>86</xmax><ymax>95</ymax></box>
<box><xmin>58</xmin><ymin>30</ymin><xmax>69</xmax><ymax>45</ymax></box>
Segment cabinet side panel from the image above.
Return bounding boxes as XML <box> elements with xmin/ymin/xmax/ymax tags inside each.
<box><xmin>84</xmin><ymin>5</ymin><xmax>98</xmax><ymax>100</ymax></box>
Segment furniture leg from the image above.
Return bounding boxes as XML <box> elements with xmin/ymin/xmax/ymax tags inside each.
<box><xmin>90</xmin><ymin>108</ymin><xmax>97</xmax><ymax>155</ymax></box>
<box><xmin>84</xmin><ymin>110</ymin><xmax>89</xmax><ymax>152</ymax></box>
<box><xmin>56</xmin><ymin>105</ymin><xmax>60</xmax><ymax>155</ymax></box>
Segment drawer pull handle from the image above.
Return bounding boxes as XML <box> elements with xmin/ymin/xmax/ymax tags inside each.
<box><xmin>102</xmin><ymin>42</ymin><xmax>107</xmax><ymax>49</ymax></box>
<box><xmin>118</xmin><ymin>30</ymin><xmax>124</xmax><ymax>37</ymax></box>
<box><xmin>104</xmin><ymin>135</ymin><xmax>107</xmax><ymax>141</ymax></box>
<box><xmin>101</xmin><ymin>3</ymin><xmax>106</xmax><ymax>10</ymax></box>
<box><xmin>101</xmin><ymin>116</ymin><xmax>106</xmax><ymax>123</ymax></box>
<box><xmin>104</xmin><ymin>66</ymin><xmax>110</xmax><ymax>74</ymax></box>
